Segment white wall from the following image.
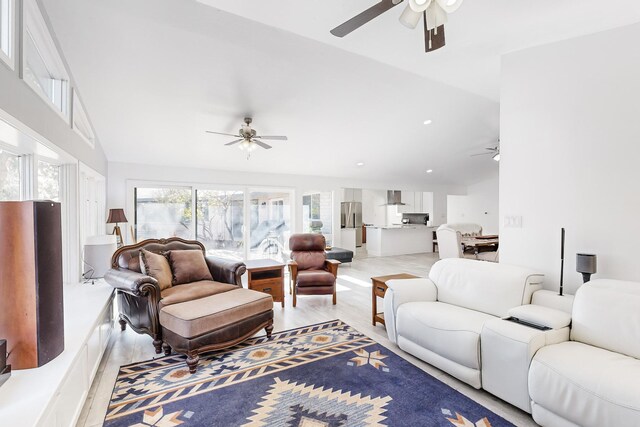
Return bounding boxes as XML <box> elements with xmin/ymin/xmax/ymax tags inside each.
<box><xmin>500</xmin><ymin>23</ymin><xmax>640</xmax><ymax>293</ymax></box>
<box><xmin>108</xmin><ymin>162</ymin><xmax>466</xmax><ymax>246</ymax></box>
<box><xmin>447</xmin><ymin>172</ymin><xmax>499</xmax><ymax>234</ymax></box>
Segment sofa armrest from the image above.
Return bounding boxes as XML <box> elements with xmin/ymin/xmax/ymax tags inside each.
<box><xmin>104</xmin><ymin>268</ymin><xmax>160</xmax><ymax>297</ymax></box>
<box><xmin>205</xmin><ymin>256</ymin><xmax>246</xmax><ymax>287</ymax></box>
<box><xmin>508</xmin><ymin>305</ymin><xmax>572</xmax><ymax>330</ymax></box>
<box><xmin>383</xmin><ymin>278</ymin><xmax>437</xmax><ymax>344</ymax></box>
<box><xmin>325</xmin><ymin>259</ymin><xmax>340</xmax><ymax>277</ymax></box>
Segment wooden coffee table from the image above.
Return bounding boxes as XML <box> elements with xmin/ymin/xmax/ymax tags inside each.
<box><xmin>245</xmin><ymin>259</ymin><xmax>285</xmax><ymax>308</ymax></box>
<box><xmin>371</xmin><ymin>273</ymin><xmax>420</xmax><ymax>326</ymax></box>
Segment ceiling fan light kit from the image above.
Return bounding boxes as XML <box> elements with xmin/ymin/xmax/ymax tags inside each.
<box><xmin>331</xmin><ymin>0</ymin><xmax>464</xmax><ymax>52</ymax></box>
<box><xmin>205</xmin><ymin>117</ymin><xmax>288</xmax><ymax>159</ymax></box>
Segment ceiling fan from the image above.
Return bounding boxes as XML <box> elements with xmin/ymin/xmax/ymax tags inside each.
<box><xmin>471</xmin><ymin>145</ymin><xmax>500</xmax><ymax>162</ymax></box>
<box><xmin>205</xmin><ymin>117</ymin><xmax>288</xmax><ymax>159</ymax></box>
<box><xmin>330</xmin><ymin>0</ymin><xmax>464</xmax><ymax>53</ymax></box>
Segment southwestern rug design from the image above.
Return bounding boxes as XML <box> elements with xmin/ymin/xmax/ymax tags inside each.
<box><xmin>104</xmin><ymin>320</ymin><xmax>514</xmax><ymax>427</ymax></box>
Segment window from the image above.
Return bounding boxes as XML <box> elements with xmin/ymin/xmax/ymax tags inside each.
<box><xmin>135</xmin><ymin>187</ymin><xmax>193</xmax><ymax>241</ymax></box>
<box><xmin>0</xmin><ymin>0</ymin><xmax>13</xmax><ymax>68</ymax></box>
<box><xmin>37</xmin><ymin>159</ymin><xmax>60</xmax><ymax>201</ymax></box>
<box><xmin>302</xmin><ymin>192</ymin><xmax>333</xmax><ymax>245</ymax></box>
<box><xmin>72</xmin><ymin>91</ymin><xmax>96</xmax><ymax>147</ymax></box>
<box><xmin>196</xmin><ymin>190</ymin><xmax>244</xmax><ymax>259</ymax></box>
<box><xmin>22</xmin><ymin>0</ymin><xmax>69</xmax><ymax>120</ymax></box>
<box><xmin>0</xmin><ymin>149</ymin><xmax>20</xmax><ymax>200</ymax></box>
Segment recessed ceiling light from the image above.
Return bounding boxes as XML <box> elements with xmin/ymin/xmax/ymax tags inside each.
<box><xmin>356</xmin><ymin>162</ymin><xmax>365</xmax><ymax>167</ymax></box>
<box><xmin>423</xmin><ymin>120</ymin><xmax>432</xmax><ymax>125</ymax></box>
<box><xmin>426</xmin><ymin>169</ymin><xmax>433</xmax><ymax>173</ymax></box>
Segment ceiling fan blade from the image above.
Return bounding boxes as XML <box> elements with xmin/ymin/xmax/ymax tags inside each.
<box><xmin>424</xmin><ymin>16</ymin><xmax>446</xmax><ymax>53</ymax></box>
<box><xmin>253</xmin><ymin>140</ymin><xmax>272</xmax><ymax>150</ymax></box>
<box><xmin>225</xmin><ymin>139</ymin><xmax>244</xmax><ymax>146</ymax></box>
<box><xmin>206</xmin><ymin>130</ymin><xmax>241</xmax><ymax>138</ymax></box>
<box><xmin>255</xmin><ymin>135</ymin><xmax>288</xmax><ymax>141</ymax></box>
<box><xmin>330</xmin><ymin>0</ymin><xmax>403</xmax><ymax>38</ymax></box>
<box><xmin>470</xmin><ymin>152</ymin><xmax>492</xmax><ymax>157</ymax></box>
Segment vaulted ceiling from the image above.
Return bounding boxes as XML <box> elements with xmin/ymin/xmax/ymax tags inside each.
<box><xmin>42</xmin><ymin>0</ymin><xmax>640</xmax><ymax>185</ymax></box>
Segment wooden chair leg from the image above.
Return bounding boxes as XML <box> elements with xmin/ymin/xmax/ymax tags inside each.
<box><xmin>186</xmin><ymin>351</ymin><xmax>199</xmax><ymax>374</ymax></box>
<box><xmin>333</xmin><ymin>288</ymin><xmax>337</xmax><ymax>305</ymax></box>
<box><xmin>293</xmin><ymin>285</ymin><xmax>297</xmax><ymax>307</ymax></box>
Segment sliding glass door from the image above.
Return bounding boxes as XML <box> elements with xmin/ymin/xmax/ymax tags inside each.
<box><xmin>248</xmin><ymin>189</ymin><xmax>293</xmax><ymax>262</ymax></box>
<box><xmin>133</xmin><ymin>185</ymin><xmax>295</xmax><ymax>261</ymax></box>
<box><xmin>196</xmin><ymin>189</ymin><xmax>244</xmax><ymax>259</ymax></box>
<box><xmin>134</xmin><ymin>187</ymin><xmax>193</xmax><ymax>241</ymax></box>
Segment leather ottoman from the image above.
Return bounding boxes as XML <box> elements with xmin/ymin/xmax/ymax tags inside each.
<box><xmin>160</xmin><ymin>288</ymin><xmax>274</xmax><ymax>373</ymax></box>
<box><xmin>326</xmin><ymin>247</ymin><xmax>353</xmax><ymax>263</ymax></box>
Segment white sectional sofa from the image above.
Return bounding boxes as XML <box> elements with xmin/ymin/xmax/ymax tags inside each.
<box><xmin>383</xmin><ymin>258</ymin><xmax>544</xmax><ymax>388</ymax></box>
<box><xmin>529</xmin><ymin>279</ymin><xmax>640</xmax><ymax>426</ymax></box>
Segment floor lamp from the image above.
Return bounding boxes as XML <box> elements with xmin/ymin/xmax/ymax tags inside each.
<box><xmin>107</xmin><ymin>208</ymin><xmax>128</xmax><ymax>247</ymax></box>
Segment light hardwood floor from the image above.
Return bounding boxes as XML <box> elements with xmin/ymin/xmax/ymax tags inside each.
<box><xmin>76</xmin><ymin>251</ymin><xmax>536</xmax><ymax>427</ymax></box>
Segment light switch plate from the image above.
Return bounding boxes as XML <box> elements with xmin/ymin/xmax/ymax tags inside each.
<box><xmin>504</xmin><ymin>215</ymin><xmax>523</xmax><ymax>228</ymax></box>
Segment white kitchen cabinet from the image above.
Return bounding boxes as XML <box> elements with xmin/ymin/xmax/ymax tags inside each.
<box><xmin>397</xmin><ymin>191</ymin><xmax>414</xmax><ymax>213</ymax></box>
<box><xmin>341</xmin><ymin>188</ymin><xmax>362</xmax><ymax>202</ymax></box>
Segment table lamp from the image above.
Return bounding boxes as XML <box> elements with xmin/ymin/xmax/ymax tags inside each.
<box><xmin>576</xmin><ymin>253</ymin><xmax>597</xmax><ymax>283</ymax></box>
<box><xmin>83</xmin><ymin>235</ymin><xmax>118</xmax><ymax>281</ymax></box>
<box><xmin>107</xmin><ymin>208</ymin><xmax>128</xmax><ymax>247</ymax></box>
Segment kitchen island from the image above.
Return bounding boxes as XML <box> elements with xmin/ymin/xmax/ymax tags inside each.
<box><xmin>365</xmin><ymin>225</ymin><xmax>436</xmax><ymax>257</ymax></box>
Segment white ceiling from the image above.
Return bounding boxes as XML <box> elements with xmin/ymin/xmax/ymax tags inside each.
<box><xmin>41</xmin><ymin>0</ymin><xmax>640</xmax><ymax>186</ymax></box>
<box><xmin>201</xmin><ymin>0</ymin><xmax>640</xmax><ymax>101</ymax></box>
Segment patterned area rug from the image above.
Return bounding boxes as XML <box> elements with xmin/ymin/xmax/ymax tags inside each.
<box><xmin>104</xmin><ymin>320</ymin><xmax>513</xmax><ymax>426</ymax></box>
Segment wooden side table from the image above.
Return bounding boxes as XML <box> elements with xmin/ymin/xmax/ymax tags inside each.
<box><xmin>245</xmin><ymin>259</ymin><xmax>285</xmax><ymax>308</ymax></box>
<box><xmin>371</xmin><ymin>273</ymin><xmax>419</xmax><ymax>326</ymax></box>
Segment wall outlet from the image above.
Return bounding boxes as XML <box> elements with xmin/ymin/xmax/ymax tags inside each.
<box><xmin>504</xmin><ymin>215</ymin><xmax>523</xmax><ymax>228</ymax></box>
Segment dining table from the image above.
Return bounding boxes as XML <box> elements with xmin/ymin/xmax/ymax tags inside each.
<box><xmin>462</xmin><ymin>234</ymin><xmax>499</xmax><ymax>256</ymax></box>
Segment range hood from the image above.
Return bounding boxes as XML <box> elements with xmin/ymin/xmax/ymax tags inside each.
<box><xmin>386</xmin><ymin>190</ymin><xmax>406</xmax><ymax>206</ymax></box>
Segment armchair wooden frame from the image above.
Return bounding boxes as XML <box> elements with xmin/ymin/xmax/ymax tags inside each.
<box><xmin>288</xmin><ymin>259</ymin><xmax>340</xmax><ymax>307</ymax></box>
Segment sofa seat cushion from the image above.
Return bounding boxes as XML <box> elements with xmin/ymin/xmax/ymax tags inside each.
<box><xmin>397</xmin><ymin>301</ymin><xmax>496</xmax><ymax>370</ymax></box>
<box><xmin>296</xmin><ymin>270</ymin><xmax>335</xmax><ymax>287</ymax></box>
<box><xmin>159</xmin><ymin>280</ymin><xmax>238</xmax><ymax>308</ymax></box>
<box><xmin>529</xmin><ymin>341</ymin><xmax>640</xmax><ymax>427</ymax></box>
<box><xmin>159</xmin><ymin>288</ymin><xmax>273</xmax><ymax>339</ymax></box>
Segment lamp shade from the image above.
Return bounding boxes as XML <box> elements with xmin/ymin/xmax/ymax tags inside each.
<box><xmin>576</xmin><ymin>253</ymin><xmax>597</xmax><ymax>274</ymax></box>
<box><xmin>83</xmin><ymin>235</ymin><xmax>118</xmax><ymax>279</ymax></box>
<box><xmin>106</xmin><ymin>208</ymin><xmax>128</xmax><ymax>224</ymax></box>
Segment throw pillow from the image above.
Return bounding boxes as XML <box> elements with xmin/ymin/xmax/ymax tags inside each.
<box><xmin>166</xmin><ymin>249</ymin><xmax>213</xmax><ymax>285</ymax></box>
<box><xmin>139</xmin><ymin>249</ymin><xmax>173</xmax><ymax>291</ymax></box>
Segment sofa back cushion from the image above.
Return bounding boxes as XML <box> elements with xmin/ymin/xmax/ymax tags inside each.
<box><xmin>571</xmin><ymin>279</ymin><xmax>640</xmax><ymax>359</ymax></box>
<box><xmin>166</xmin><ymin>249</ymin><xmax>213</xmax><ymax>285</ymax></box>
<box><xmin>115</xmin><ymin>238</ymin><xmax>204</xmax><ymax>272</ymax></box>
<box><xmin>429</xmin><ymin>259</ymin><xmax>544</xmax><ymax>317</ymax></box>
<box><xmin>140</xmin><ymin>249</ymin><xmax>173</xmax><ymax>291</ymax></box>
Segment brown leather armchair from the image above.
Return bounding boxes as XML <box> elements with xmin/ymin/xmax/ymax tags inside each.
<box><xmin>288</xmin><ymin>234</ymin><xmax>340</xmax><ymax>307</ymax></box>
<box><xmin>104</xmin><ymin>237</ymin><xmax>249</xmax><ymax>354</ymax></box>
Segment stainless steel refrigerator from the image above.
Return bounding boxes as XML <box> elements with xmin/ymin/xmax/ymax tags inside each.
<box><xmin>341</xmin><ymin>202</ymin><xmax>363</xmax><ymax>247</ymax></box>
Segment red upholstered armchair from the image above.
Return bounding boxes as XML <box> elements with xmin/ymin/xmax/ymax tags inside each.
<box><xmin>288</xmin><ymin>234</ymin><xmax>340</xmax><ymax>307</ymax></box>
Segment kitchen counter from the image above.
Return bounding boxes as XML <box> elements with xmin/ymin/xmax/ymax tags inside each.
<box><xmin>366</xmin><ymin>225</ymin><xmax>436</xmax><ymax>256</ymax></box>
